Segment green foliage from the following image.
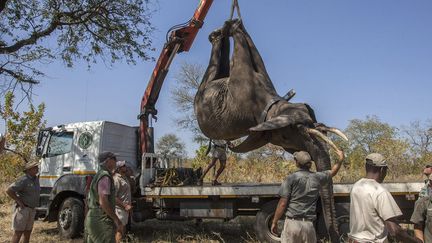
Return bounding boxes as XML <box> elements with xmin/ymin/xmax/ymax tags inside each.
<box><xmin>191</xmin><ymin>145</ymin><xmax>209</xmax><ymax>169</ymax></box>
<box><xmin>156</xmin><ymin>133</ymin><xmax>186</xmax><ymax>159</ymax></box>
<box><xmin>0</xmin><ymin>91</ymin><xmax>46</xmax><ymax>181</ymax></box>
<box><xmin>0</xmin><ymin>0</ymin><xmax>155</xmax><ymax>92</ymax></box>
<box><xmin>188</xmin><ymin>116</ymin><xmax>431</xmax><ymax>184</ymax></box>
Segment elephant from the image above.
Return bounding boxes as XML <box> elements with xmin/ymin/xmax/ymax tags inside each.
<box><xmin>194</xmin><ymin>19</ymin><xmax>347</xmax><ymax>242</ymax></box>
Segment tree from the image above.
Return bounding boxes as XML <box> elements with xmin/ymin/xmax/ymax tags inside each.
<box><xmin>156</xmin><ymin>133</ymin><xmax>186</xmax><ymax>159</ymax></box>
<box><xmin>0</xmin><ymin>0</ymin><xmax>155</xmax><ymax>95</ymax></box>
<box><xmin>342</xmin><ymin>115</ymin><xmax>415</xmax><ymax>178</ymax></box>
<box><xmin>0</xmin><ymin>91</ymin><xmax>46</xmax><ymax>180</ymax></box>
<box><xmin>401</xmin><ymin>120</ymin><xmax>432</xmax><ymax>155</ymax></box>
<box><xmin>171</xmin><ymin>62</ymin><xmax>207</xmax><ymax>144</ymax></box>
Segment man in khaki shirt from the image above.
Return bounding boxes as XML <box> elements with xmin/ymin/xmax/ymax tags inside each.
<box><xmin>113</xmin><ymin>161</ymin><xmax>133</xmax><ymax>243</ymax></box>
<box><xmin>6</xmin><ymin>161</ymin><xmax>40</xmax><ymax>243</ymax></box>
<box><xmin>348</xmin><ymin>153</ymin><xmax>421</xmax><ymax>243</ymax></box>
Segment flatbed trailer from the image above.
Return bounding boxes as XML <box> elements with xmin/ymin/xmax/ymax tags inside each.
<box><xmin>138</xmin><ymin>181</ymin><xmax>423</xmax><ymax>242</ymax></box>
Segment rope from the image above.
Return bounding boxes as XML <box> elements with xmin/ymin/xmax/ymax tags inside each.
<box><xmin>229</xmin><ymin>0</ymin><xmax>242</xmax><ymax>21</ymax></box>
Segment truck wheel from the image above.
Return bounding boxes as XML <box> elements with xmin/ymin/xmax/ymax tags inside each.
<box><xmin>337</xmin><ymin>215</ymin><xmax>350</xmax><ymax>242</ymax></box>
<box><xmin>255</xmin><ymin>200</ymin><xmax>282</xmax><ymax>243</ymax></box>
<box><xmin>57</xmin><ymin>197</ymin><xmax>84</xmax><ymax>238</ymax></box>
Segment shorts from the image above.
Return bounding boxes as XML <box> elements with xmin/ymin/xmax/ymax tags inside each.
<box><xmin>12</xmin><ymin>206</ymin><xmax>36</xmax><ymax>231</ymax></box>
<box><xmin>115</xmin><ymin>207</ymin><xmax>129</xmax><ymax>226</ymax></box>
<box><xmin>210</xmin><ymin>148</ymin><xmax>227</xmax><ymax>160</ymax></box>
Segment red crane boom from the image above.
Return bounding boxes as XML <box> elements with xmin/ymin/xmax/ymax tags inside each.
<box><xmin>138</xmin><ymin>0</ymin><xmax>214</xmax><ymax>155</ymax></box>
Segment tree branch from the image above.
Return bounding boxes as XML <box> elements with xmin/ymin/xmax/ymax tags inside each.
<box><xmin>0</xmin><ymin>67</ymin><xmax>39</xmax><ymax>84</ymax></box>
<box><xmin>0</xmin><ymin>15</ymin><xmax>61</xmax><ymax>54</ymax></box>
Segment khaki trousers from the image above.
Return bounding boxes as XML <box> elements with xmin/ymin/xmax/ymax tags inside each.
<box><xmin>280</xmin><ymin>218</ymin><xmax>316</xmax><ymax>243</ymax></box>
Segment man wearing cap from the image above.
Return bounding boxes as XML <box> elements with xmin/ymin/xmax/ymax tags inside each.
<box><xmin>84</xmin><ymin>151</ymin><xmax>123</xmax><ymax>243</ymax></box>
<box><xmin>271</xmin><ymin>149</ymin><xmax>345</xmax><ymax>243</ymax></box>
<box><xmin>409</xmin><ymin>165</ymin><xmax>432</xmax><ymax>243</ymax></box>
<box><xmin>348</xmin><ymin>153</ymin><xmax>421</xmax><ymax>243</ymax></box>
<box><xmin>113</xmin><ymin>160</ymin><xmax>133</xmax><ymax>243</ymax></box>
<box><xmin>418</xmin><ymin>165</ymin><xmax>432</xmax><ymax>198</ymax></box>
<box><xmin>410</xmin><ymin>194</ymin><xmax>432</xmax><ymax>243</ymax></box>
<box><xmin>6</xmin><ymin>161</ymin><xmax>40</xmax><ymax>243</ymax></box>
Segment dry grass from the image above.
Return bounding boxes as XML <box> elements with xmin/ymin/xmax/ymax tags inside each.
<box><xmin>0</xmin><ymin>201</ymin><xmax>259</xmax><ymax>243</ymax></box>
<box><xmin>0</xmin><ymin>203</ymin><xmax>81</xmax><ymax>243</ymax></box>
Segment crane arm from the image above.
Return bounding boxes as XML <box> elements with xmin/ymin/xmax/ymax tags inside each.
<box><xmin>139</xmin><ymin>0</ymin><xmax>213</xmax><ymax>155</ymax></box>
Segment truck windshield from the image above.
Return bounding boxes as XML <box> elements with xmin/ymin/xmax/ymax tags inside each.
<box><xmin>46</xmin><ymin>132</ymin><xmax>74</xmax><ymax>157</ymax></box>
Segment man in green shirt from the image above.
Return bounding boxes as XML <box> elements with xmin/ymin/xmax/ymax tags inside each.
<box><xmin>271</xmin><ymin>150</ymin><xmax>344</xmax><ymax>243</ymax></box>
<box><xmin>84</xmin><ymin>151</ymin><xmax>123</xmax><ymax>243</ymax></box>
<box><xmin>411</xmin><ymin>196</ymin><xmax>432</xmax><ymax>242</ymax></box>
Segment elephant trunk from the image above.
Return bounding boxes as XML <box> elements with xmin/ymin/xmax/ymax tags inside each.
<box><xmin>303</xmin><ymin>129</ymin><xmax>340</xmax><ymax>243</ymax></box>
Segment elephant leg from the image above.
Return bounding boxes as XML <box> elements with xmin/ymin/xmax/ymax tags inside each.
<box><xmin>229</xmin><ymin>132</ymin><xmax>270</xmax><ymax>153</ymax></box>
<box><xmin>229</xmin><ymin>20</ymin><xmax>257</xmax><ymax>80</ymax></box>
<box><xmin>201</xmin><ymin>27</ymin><xmax>230</xmax><ymax>85</ymax></box>
<box><xmin>237</xmin><ymin>22</ymin><xmax>272</xmax><ymax>81</ymax></box>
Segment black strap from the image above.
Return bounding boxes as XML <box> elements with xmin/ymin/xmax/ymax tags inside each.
<box><xmin>205</xmin><ymin>139</ymin><xmax>212</xmax><ymax>156</ymax></box>
<box><xmin>259</xmin><ymin>96</ymin><xmax>284</xmax><ymax>123</ymax></box>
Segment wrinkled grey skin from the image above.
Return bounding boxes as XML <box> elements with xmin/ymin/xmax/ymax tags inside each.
<box><xmin>194</xmin><ymin>19</ymin><xmax>339</xmax><ymax>242</ymax></box>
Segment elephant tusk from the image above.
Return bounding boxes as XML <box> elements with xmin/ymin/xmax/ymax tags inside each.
<box><xmin>327</xmin><ymin>127</ymin><xmax>348</xmax><ymax>141</ymax></box>
<box><xmin>306</xmin><ymin>128</ymin><xmax>341</xmax><ymax>152</ymax></box>
<box><xmin>317</xmin><ymin>127</ymin><xmax>348</xmax><ymax>141</ymax></box>
<box><xmin>315</xmin><ymin>125</ymin><xmax>348</xmax><ymax>142</ymax></box>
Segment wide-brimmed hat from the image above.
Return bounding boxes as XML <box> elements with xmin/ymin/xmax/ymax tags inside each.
<box><xmin>23</xmin><ymin>161</ymin><xmax>39</xmax><ymax>171</ymax></box>
<box><xmin>365</xmin><ymin>153</ymin><xmax>388</xmax><ymax>167</ymax></box>
<box><xmin>293</xmin><ymin>151</ymin><xmax>314</xmax><ymax>166</ymax></box>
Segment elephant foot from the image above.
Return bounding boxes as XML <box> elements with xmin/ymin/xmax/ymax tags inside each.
<box><xmin>225</xmin><ymin>18</ymin><xmax>242</xmax><ymax>36</ymax></box>
<box><xmin>208</xmin><ymin>28</ymin><xmax>224</xmax><ymax>43</ymax></box>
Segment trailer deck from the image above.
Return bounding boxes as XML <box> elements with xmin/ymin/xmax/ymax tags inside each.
<box><xmin>143</xmin><ymin>182</ymin><xmax>424</xmax><ymax>198</ymax></box>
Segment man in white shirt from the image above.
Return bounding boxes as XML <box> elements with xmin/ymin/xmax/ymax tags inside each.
<box><xmin>348</xmin><ymin>153</ymin><xmax>421</xmax><ymax>243</ymax></box>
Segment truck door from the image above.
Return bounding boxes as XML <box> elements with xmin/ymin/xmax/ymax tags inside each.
<box><xmin>39</xmin><ymin>130</ymin><xmax>75</xmax><ymax>188</ymax></box>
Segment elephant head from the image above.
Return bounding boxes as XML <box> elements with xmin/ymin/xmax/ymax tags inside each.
<box><xmin>194</xmin><ymin>19</ymin><xmax>346</xmax><ymax>242</ymax></box>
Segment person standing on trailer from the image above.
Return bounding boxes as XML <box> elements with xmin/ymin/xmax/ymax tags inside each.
<box><xmin>199</xmin><ymin>139</ymin><xmax>233</xmax><ymax>186</ymax></box>
<box><xmin>271</xmin><ymin>150</ymin><xmax>344</xmax><ymax>243</ymax></box>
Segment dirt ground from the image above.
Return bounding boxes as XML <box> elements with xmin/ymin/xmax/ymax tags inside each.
<box><xmin>0</xmin><ymin>203</ymin><xmax>259</xmax><ymax>243</ymax></box>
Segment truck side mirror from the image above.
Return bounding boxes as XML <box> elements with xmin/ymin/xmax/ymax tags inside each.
<box><xmin>0</xmin><ymin>133</ymin><xmax>5</xmax><ymax>154</ymax></box>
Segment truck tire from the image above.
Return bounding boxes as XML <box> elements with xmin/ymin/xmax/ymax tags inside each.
<box><xmin>336</xmin><ymin>214</ymin><xmax>350</xmax><ymax>242</ymax></box>
<box><xmin>255</xmin><ymin>200</ymin><xmax>281</xmax><ymax>243</ymax></box>
<box><xmin>57</xmin><ymin>197</ymin><xmax>84</xmax><ymax>238</ymax></box>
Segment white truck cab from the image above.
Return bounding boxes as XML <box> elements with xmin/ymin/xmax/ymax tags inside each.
<box><xmin>36</xmin><ymin>121</ymin><xmax>138</xmax><ymax>238</ymax></box>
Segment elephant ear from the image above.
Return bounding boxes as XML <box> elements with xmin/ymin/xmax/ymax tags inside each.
<box><xmin>230</xmin><ymin>132</ymin><xmax>270</xmax><ymax>153</ymax></box>
<box><xmin>249</xmin><ymin>115</ymin><xmax>294</xmax><ymax>132</ymax></box>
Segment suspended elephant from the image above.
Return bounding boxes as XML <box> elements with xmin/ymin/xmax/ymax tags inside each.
<box><xmin>194</xmin><ymin>19</ymin><xmax>347</xmax><ymax>242</ymax></box>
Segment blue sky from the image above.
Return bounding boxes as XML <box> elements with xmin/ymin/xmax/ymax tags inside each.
<box><xmin>2</xmin><ymin>0</ymin><xmax>432</xmax><ymax>156</ymax></box>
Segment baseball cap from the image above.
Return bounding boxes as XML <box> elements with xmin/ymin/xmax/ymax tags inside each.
<box><xmin>98</xmin><ymin>151</ymin><xmax>118</xmax><ymax>164</ymax></box>
<box><xmin>293</xmin><ymin>151</ymin><xmax>313</xmax><ymax>165</ymax></box>
<box><xmin>365</xmin><ymin>153</ymin><xmax>388</xmax><ymax>167</ymax></box>
<box><xmin>116</xmin><ymin>160</ymin><xmax>126</xmax><ymax>169</ymax></box>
